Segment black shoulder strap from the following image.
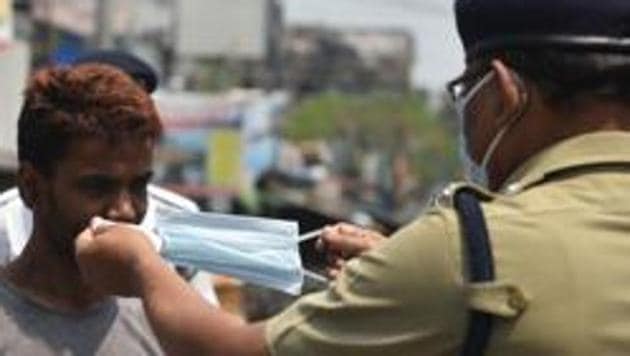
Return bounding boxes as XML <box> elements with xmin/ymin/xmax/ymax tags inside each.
<box><xmin>453</xmin><ymin>189</ymin><xmax>495</xmax><ymax>356</ymax></box>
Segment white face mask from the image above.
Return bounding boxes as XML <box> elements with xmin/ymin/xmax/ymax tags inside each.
<box><xmin>456</xmin><ymin>72</ymin><xmax>495</xmax><ymax>187</ymax></box>
<box><xmin>93</xmin><ymin>212</ymin><xmax>306</xmax><ymax>295</ymax></box>
<box><xmin>455</xmin><ymin>71</ymin><xmax>526</xmax><ymax>188</ymax></box>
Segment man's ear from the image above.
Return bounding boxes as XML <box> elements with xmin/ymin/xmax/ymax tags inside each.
<box><xmin>17</xmin><ymin>163</ymin><xmax>42</xmax><ymax>209</ymax></box>
<box><xmin>491</xmin><ymin>59</ymin><xmax>528</xmax><ymax>126</ymax></box>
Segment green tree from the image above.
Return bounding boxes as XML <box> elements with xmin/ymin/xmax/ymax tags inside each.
<box><xmin>283</xmin><ymin>92</ymin><xmax>459</xmax><ymax>195</ymax></box>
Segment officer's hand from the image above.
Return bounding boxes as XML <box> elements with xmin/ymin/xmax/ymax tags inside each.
<box><xmin>75</xmin><ymin>220</ymin><xmax>161</xmax><ymax>297</ymax></box>
<box><xmin>316</xmin><ymin>223</ymin><xmax>386</xmax><ymax>279</ymax></box>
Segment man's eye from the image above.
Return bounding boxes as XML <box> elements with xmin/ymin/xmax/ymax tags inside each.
<box><xmin>131</xmin><ymin>182</ymin><xmax>148</xmax><ymax>195</ymax></box>
<box><xmin>79</xmin><ymin>179</ymin><xmax>115</xmax><ymax>194</ymax></box>
<box><xmin>131</xmin><ymin>177</ymin><xmax>150</xmax><ymax>195</ymax></box>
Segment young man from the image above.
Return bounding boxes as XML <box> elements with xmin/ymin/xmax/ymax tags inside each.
<box><xmin>0</xmin><ymin>50</ymin><xmax>218</xmax><ymax>304</ymax></box>
<box><xmin>0</xmin><ymin>49</ymin><xmax>183</xmax><ymax>263</ymax></box>
<box><xmin>0</xmin><ymin>64</ymin><xmax>164</xmax><ymax>355</ymax></box>
<box><xmin>74</xmin><ymin>0</ymin><xmax>630</xmax><ymax>355</ymax></box>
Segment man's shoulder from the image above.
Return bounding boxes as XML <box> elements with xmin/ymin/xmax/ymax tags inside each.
<box><xmin>115</xmin><ymin>297</ymin><xmax>156</xmax><ymax>330</ymax></box>
<box><xmin>0</xmin><ymin>279</ymin><xmax>35</xmax><ymax>320</ymax></box>
<box><xmin>116</xmin><ymin>297</ymin><xmax>147</xmax><ymax>318</ymax></box>
<box><xmin>0</xmin><ymin>281</ymin><xmax>29</xmax><ymax>347</ymax></box>
<box><xmin>0</xmin><ymin>188</ymin><xmax>26</xmax><ymax>264</ymax></box>
<box><xmin>111</xmin><ymin>297</ymin><xmax>165</xmax><ymax>355</ymax></box>
<box><xmin>0</xmin><ymin>188</ymin><xmax>20</xmax><ymax>209</ymax></box>
<box><xmin>0</xmin><ymin>284</ymin><xmax>164</xmax><ymax>355</ymax></box>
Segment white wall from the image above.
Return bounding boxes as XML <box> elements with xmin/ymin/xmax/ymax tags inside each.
<box><xmin>0</xmin><ymin>0</ymin><xmax>13</xmax><ymax>41</ymax></box>
<box><xmin>0</xmin><ymin>41</ymin><xmax>29</xmax><ymax>169</ymax></box>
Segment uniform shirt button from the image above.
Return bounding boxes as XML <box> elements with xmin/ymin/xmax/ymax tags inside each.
<box><xmin>506</xmin><ymin>287</ymin><xmax>528</xmax><ymax>313</ymax></box>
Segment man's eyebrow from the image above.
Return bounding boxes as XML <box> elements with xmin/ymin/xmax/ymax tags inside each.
<box><xmin>76</xmin><ymin>174</ymin><xmax>119</xmax><ymax>184</ymax></box>
<box><xmin>78</xmin><ymin>173</ymin><xmax>116</xmax><ymax>180</ymax></box>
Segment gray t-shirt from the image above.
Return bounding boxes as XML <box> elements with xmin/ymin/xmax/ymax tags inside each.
<box><xmin>0</xmin><ymin>280</ymin><xmax>163</xmax><ymax>355</ymax></box>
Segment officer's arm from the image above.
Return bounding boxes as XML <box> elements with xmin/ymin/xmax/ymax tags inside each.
<box><xmin>75</xmin><ymin>225</ymin><xmax>269</xmax><ymax>356</ymax></box>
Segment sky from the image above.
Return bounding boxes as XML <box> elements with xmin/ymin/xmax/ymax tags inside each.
<box><xmin>283</xmin><ymin>0</ymin><xmax>465</xmax><ymax>92</ymax></box>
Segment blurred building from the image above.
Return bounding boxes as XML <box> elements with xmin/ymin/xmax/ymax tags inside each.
<box><xmin>172</xmin><ymin>0</ymin><xmax>284</xmax><ymax>90</ymax></box>
<box><xmin>283</xmin><ymin>26</ymin><xmax>414</xmax><ymax>94</ymax></box>
<box><xmin>18</xmin><ymin>0</ymin><xmax>283</xmax><ymax>89</ymax></box>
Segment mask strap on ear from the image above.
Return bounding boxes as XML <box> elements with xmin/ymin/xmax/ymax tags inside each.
<box><xmin>479</xmin><ymin>71</ymin><xmax>531</xmax><ymax>170</ymax></box>
<box><xmin>457</xmin><ymin>72</ymin><xmax>496</xmax><ymax>115</ymax></box>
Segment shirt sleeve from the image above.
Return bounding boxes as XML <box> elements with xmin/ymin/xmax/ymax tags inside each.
<box><xmin>0</xmin><ymin>208</ymin><xmax>12</xmax><ymax>265</ymax></box>
<box><xmin>0</xmin><ymin>231</ymin><xmax>10</xmax><ymax>265</ymax></box>
<box><xmin>265</xmin><ymin>211</ymin><xmax>468</xmax><ymax>356</ymax></box>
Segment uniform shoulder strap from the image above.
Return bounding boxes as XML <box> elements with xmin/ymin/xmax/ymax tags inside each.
<box><xmin>453</xmin><ymin>188</ymin><xmax>495</xmax><ymax>356</ymax></box>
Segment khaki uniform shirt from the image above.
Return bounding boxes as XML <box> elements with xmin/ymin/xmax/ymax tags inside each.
<box><xmin>266</xmin><ymin>132</ymin><xmax>630</xmax><ymax>355</ymax></box>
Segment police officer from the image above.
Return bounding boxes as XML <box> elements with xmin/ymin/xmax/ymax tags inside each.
<box><xmin>72</xmin><ymin>1</ymin><xmax>630</xmax><ymax>355</ymax></box>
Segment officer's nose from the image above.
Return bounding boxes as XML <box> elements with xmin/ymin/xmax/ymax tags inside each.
<box><xmin>106</xmin><ymin>191</ymin><xmax>138</xmax><ymax>224</ymax></box>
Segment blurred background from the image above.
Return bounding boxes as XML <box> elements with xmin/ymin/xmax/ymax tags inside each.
<box><xmin>0</xmin><ymin>0</ymin><xmax>465</xmax><ymax>318</ymax></box>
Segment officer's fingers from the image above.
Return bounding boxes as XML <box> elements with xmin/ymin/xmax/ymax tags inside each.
<box><xmin>325</xmin><ymin>231</ymin><xmax>371</xmax><ymax>257</ymax></box>
<box><xmin>325</xmin><ymin>251</ymin><xmax>345</xmax><ymax>267</ymax></box>
<box><xmin>326</xmin><ymin>266</ymin><xmax>342</xmax><ymax>280</ymax></box>
<box><xmin>327</xmin><ymin>257</ymin><xmax>348</xmax><ymax>278</ymax></box>
<box><xmin>315</xmin><ymin>225</ymin><xmax>335</xmax><ymax>252</ymax></box>
<box><xmin>333</xmin><ymin>257</ymin><xmax>346</xmax><ymax>270</ymax></box>
<box><xmin>319</xmin><ymin>226</ymin><xmax>351</xmax><ymax>253</ymax></box>
<box><xmin>337</xmin><ymin>223</ymin><xmax>364</xmax><ymax>237</ymax></box>
<box><xmin>363</xmin><ymin>230</ymin><xmax>387</xmax><ymax>246</ymax></box>
<box><xmin>320</xmin><ymin>223</ymin><xmax>385</xmax><ymax>258</ymax></box>
<box><xmin>318</xmin><ymin>230</ymin><xmax>342</xmax><ymax>252</ymax></box>
<box><xmin>321</xmin><ymin>223</ymin><xmax>362</xmax><ymax>242</ymax></box>
<box><xmin>315</xmin><ymin>237</ymin><xmax>325</xmax><ymax>252</ymax></box>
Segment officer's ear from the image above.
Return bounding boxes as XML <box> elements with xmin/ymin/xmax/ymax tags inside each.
<box><xmin>490</xmin><ymin>59</ymin><xmax>528</xmax><ymax>126</ymax></box>
<box><xmin>17</xmin><ymin>162</ymin><xmax>43</xmax><ymax>209</ymax></box>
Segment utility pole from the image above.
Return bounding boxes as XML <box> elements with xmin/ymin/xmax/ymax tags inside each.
<box><xmin>94</xmin><ymin>0</ymin><xmax>115</xmax><ymax>48</ymax></box>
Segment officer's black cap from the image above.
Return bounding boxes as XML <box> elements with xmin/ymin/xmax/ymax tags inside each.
<box><xmin>456</xmin><ymin>0</ymin><xmax>630</xmax><ymax>61</ymax></box>
<box><xmin>72</xmin><ymin>50</ymin><xmax>158</xmax><ymax>93</ymax></box>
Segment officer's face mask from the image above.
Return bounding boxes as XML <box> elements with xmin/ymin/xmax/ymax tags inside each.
<box><xmin>92</xmin><ymin>212</ymin><xmax>306</xmax><ymax>295</ymax></box>
<box><xmin>455</xmin><ymin>70</ymin><xmax>527</xmax><ymax>189</ymax></box>
<box><xmin>455</xmin><ymin>72</ymin><xmax>496</xmax><ymax>187</ymax></box>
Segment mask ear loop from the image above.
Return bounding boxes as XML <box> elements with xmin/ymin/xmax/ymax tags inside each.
<box><xmin>456</xmin><ymin>72</ymin><xmax>496</xmax><ymax>119</ymax></box>
<box><xmin>479</xmin><ymin>72</ymin><xmax>531</xmax><ymax>170</ymax></box>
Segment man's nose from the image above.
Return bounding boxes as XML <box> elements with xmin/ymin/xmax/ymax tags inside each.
<box><xmin>106</xmin><ymin>191</ymin><xmax>138</xmax><ymax>224</ymax></box>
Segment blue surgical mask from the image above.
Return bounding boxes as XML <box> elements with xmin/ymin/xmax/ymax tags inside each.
<box><xmin>455</xmin><ymin>71</ymin><xmax>525</xmax><ymax>189</ymax></box>
<box><xmin>459</xmin><ymin>130</ymin><xmax>489</xmax><ymax>187</ymax></box>
<box><xmin>456</xmin><ymin>72</ymin><xmax>496</xmax><ymax>187</ymax></box>
<box><xmin>92</xmin><ymin>212</ymin><xmax>306</xmax><ymax>295</ymax></box>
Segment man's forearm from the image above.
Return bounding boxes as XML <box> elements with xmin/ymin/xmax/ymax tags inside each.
<box><xmin>135</xmin><ymin>256</ymin><xmax>269</xmax><ymax>356</ymax></box>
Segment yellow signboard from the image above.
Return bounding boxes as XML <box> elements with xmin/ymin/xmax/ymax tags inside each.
<box><xmin>207</xmin><ymin>129</ymin><xmax>242</xmax><ymax>192</ymax></box>
<box><xmin>0</xmin><ymin>0</ymin><xmax>12</xmax><ymax>41</ymax></box>
<box><xmin>0</xmin><ymin>0</ymin><xmax>7</xmax><ymax>18</ymax></box>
